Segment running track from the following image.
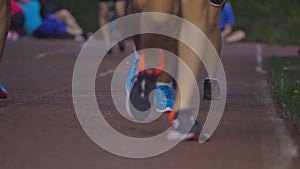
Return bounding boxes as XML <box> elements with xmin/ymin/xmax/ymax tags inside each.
<box><xmin>0</xmin><ymin>38</ymin><xmax>299</xmax><ymax>169</ymax></box>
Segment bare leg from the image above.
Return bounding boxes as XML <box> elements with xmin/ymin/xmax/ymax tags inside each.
<box><xmin>0</xmin><ymin>0</ymin><xmax>10</xmax><ymax>98</ymax></box>
<box><xmin>0</xmin><ymin>0</ymin><xmax>10</xmax><ymax>61</ymax></box>
<box><xmin>114</xmin><ymin>0</ymin><xmax>126</xmax><ymax>17</ymax></box>
<box><xmin>140</xmin><ymin>0</ymin><xmax>180</xmax><ymax>83</ymax></box>
<box><xmin>174</xmin><ymin>0</ymin><xmax>209</xmax><ymax>109</ymax></box>
<box><xmin>128</xmin><ymin>0</ymin><xmax>146</xmax><ymax>14</ymax></box>
<box><xmin>128</xmin><ymin>0</ymin><xmax>146</xmax><ymax>50</ymax></box>
<box><xmin>53</xmin><ymin>9</ymin><xmax>83</xmax><ymax>36</ymax></box>
<box><xmin>206</xmin><ymin>4</ymin><xmax>222</xmax><ymax>78</ymax></box>
<box><xmin>224</xmin><ymin>29</ymin><xmax>246</xmax><ymax>43</ymax></box>
<box><xmin>98</xmin><ymin>2</ymin><xmax>111</xmax><ymax>47</ymax></box>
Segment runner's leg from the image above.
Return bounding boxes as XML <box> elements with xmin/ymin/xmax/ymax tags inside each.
<box><xmin>173</xmin><ymin>0</ymin><xmax>209</xmax><ymax>109</ymax></box>
<box><xmin>98</xmin><ymin>1</ymin><xmax>111</xmax><ymax>47</ymax></box>
<box><xmin>0</xmin><ymin>0</ymin><xmax>10</xmax><ymax>61</ymax></box>
<box><xmin>0</xmin><ymin>0</ymin><xmax>10</xmax><ymax>99</ymax></box>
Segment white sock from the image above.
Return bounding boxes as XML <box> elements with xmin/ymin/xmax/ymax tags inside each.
<box><xmin>156</xmin><ymin>82</ymin><xmax>172</xmax><ymax>87</ymax></box>
<box><xmin>205</xmin><ymin>77</ymin><xmax>218</xmax><ymax>81</ymax></box>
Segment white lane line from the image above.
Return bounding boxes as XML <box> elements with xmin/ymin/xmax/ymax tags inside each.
<box><xmin>35</xmin><ymin>48</ymin><xmax>80</xmax><ymax>59</ymax></box>
<box><xmin>256</xmin><ymin>44</ymin><xmax>267</xmax><ymax>74</ymax></box>
<box><xmin>97</xmin><ymin>69</ymin><xmax>115</xmax><ymax>78</ymax></box>
<box><xmin>256</xmin><ymin>80</ymin><xmax>298</xmax><ymax>169</ymax></box>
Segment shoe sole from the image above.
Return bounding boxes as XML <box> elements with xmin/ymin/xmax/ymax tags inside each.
<box><xmin>156</xmin><ymin>107</ymin><xmax>172</xmax><ymax>113</ymax></box>
<box><xmin>125</xmin><ymin>88</ymin><xmax>155</xmax><ymax>121</ymax></box>
<box><xmin>167</xmin><ymin>130</ymin><xmax>210</xmax><ymax>142</ymax></box>
<box><xmin>125</xmin><ymin>89</ymin><xmax>134</xmax><ymax>118</ymax></box>
<box><xmin>166</xmin><ymin>130</ymin><xmax>199</xmax><ymax>141</ymax></box>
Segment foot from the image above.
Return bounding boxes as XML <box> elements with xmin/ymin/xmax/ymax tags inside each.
<box><xmin>118</xmin><ymin>40</ymin><xmax>126</xmax><ymax>52</ymax></box>
<box><xmin>167</xmin><ymin>109</ymin><xmax>205</xmax><ymax>141</ymax></box>
<box><xmin>0</xmin><ymin>79</ymin><xmax>7</xmax><ymax>99</ymax></box>
<box><xmin>155</xmin><ymin>84</ymin><xmax>175</xmax><ymax>113</ymax></box>
<box><xmin>126</xmin><ymin>49</ymin><xmax>140</xmax><ymax>92</ymax></box>
<box><xmin>125</xmin><ymin>50</ymin><xmax>165</xmax><ymax>121</ymax></box>
<box><xmin>203</xmin><ymin>78</ymin><xmax>221</xmax><ymax>100</ymax></box>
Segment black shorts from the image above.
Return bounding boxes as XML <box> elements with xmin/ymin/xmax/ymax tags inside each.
<box><xmin>210</xmin><ymin>0</ymin><xmax>226</xmax><ymax>7</ymax></box>
<box><xmin>10</xmin><ymin>13</ymin><xmax>24</xmax><ymax>31</ymax></box>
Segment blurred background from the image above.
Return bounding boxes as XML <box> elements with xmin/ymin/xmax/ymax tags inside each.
<box><xmin>38</xmin><ymin>0</ymin><xmax>300</xmax><ymax>45</ymax></box>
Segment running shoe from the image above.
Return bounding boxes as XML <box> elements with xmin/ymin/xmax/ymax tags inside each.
<box><xmin>125</xmin><ymin>50</ymin><xmax>164</xmax><ymax>121</ymax></box>
<box><xmin>126</xmin><ymin>49</ymin><xmax>140</xmax><ymax>92</ymax></box>
<box><xmin>203</xmin><ymin>78</ymin><xmax>221</xmax><ymax>100</ymax></box>
<box><xmin>118</xmin><ymin>40</ymin><xmax>126</xmax><ymax>52</ymax></box>
<box><xmin>156</xmin><ymin>84</ymin><xmax>175</xmax><ymax>113</ymax></box>
<box><xmin>0</xmin><ymin>78</ymin><xmax>7</xmax><ymax>99</ymax></box>
<box><xmin>167</xmin><ymin>109</ymin><xmax>203</xmax><ymax>141</ymax></box>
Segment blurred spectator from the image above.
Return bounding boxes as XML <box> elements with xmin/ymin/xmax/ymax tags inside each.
<box><xmin>98</xmin><ymin>0</ymin><xmax>126</xmax><ymax>52</ymax></box>
<box><xmin>18</xmin><ymin>0</ymin><xmax>87</xmax><ymax>41</ymax></box>
<box><xmin>39</xmin><ymin>0</ymin><xmax>63</xmax><ymax>18</ymax></box>
<box><xmin>221</xmin><ymin>2</ymin><xmax>246</xmax><ymax>43</ymax></box>
<box><xmin>7</xmin><ymin>0</ymin><xmax>24</xmax><ymax>40</ymax></box>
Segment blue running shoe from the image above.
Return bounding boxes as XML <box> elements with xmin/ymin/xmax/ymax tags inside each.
<box><xmin>156</xmin><ymin>84</ymin><xmax>175</xmax><ymax>113</ymax></box>
<box><xmin>125</xmin><ymin>50</ymin><xmax>164</xmax><ymax>121</ymax></box>
<box><xmin>0</xmin><ymin>78</ymin><xmax>7</xmax><ymax>99</ymax></box>
<box><xmin>126</xmin><ymin>49</ymin><xmax>140</xmax><ymax>92</ymax></box>
<box><xmin>126</xmin><ymin>69</ymin><xmax>160</xmax><ymax>121</ymax></box>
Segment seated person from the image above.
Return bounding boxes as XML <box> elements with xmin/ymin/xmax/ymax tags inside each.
<box><xmin>18</xmin><ymin>0</ymin><xmax>86</xmax><ymax>40</ymax></box>
<box><xmin>8</xmin><ymin>0</ymin><xmax>24</xmax><ymax>40</ymax></box>
<box><xmin>221</xmin><ymin>2</ymin><xmax>246</xmax><ymax>43</ymax></box>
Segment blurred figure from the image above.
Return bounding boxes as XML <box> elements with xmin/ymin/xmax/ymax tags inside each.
<box><xmin>127</xmin><ymin>0</ymin><xmax>145</xmax><ymax>14</ymax></box>
<box><xmin>221</xmin><ymin>2</ymin><xmax>246</xmax><ymax>43</ymax></box>
<box><xmin>126</xmin><ymin>0</ymin><xmax>225</xmax><ymax>141</ymax></box>
<box><xmin>18</xmin><ymin>0</ymin><xmax>87</xmax><ymax>41</ymax></box>
<box><xmin>7</xmin><ymin>0</ymin><xmax>24</xmax><ymax>41</ymax></box>
<box><xmin>98</xmin><ymin>0</ymin><xmax>126</xmax><ymax>52</ymax></box>
<box><xmin>0</xmin><ymin>0</ymin><xmax>10</xmax><ymax>99</ymax></box>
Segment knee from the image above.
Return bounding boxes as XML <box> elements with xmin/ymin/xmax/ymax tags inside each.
<box><xmin>58</xmin><ymin>9</ymin><xmax>71</xmax><ymax>17</ymax></box>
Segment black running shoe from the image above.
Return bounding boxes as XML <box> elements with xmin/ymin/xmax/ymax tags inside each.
<box><xmin>118</xmin><ymin>40</ymin><xmax>126</xmax><ymax>52</ymax></box>
<box><xmin>203</xmin><ymin>78</ymin><xmax>221</xmax><ymax>100</ymax></box>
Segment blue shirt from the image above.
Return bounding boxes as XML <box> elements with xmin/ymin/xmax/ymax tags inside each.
<box><xmin>18</xmin><ymin>0</ymin><xmax>42</xmax><ymax>34</ymax></box>
<box><xmin>220</xmin><ymin>3</ymin><xmax>235</xmax><ymax>31</ymax></box>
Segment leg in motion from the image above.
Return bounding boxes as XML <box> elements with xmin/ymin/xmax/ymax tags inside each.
<box><xmin>0</xmin><ymin>0</ymin><xmax>11</xmax><ymax>99</ymax></box>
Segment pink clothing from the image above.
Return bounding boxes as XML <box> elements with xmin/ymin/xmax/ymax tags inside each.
<box><xmin>11</xmin><ymin>0</ymin><xmax>23</xmax><ymax>15</ymax></box>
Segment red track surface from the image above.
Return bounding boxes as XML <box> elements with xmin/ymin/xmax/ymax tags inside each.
<box><xmin>0</xmin><ymin>38</ymin><xmax>299</xmax><ymax>169</ymax></box>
